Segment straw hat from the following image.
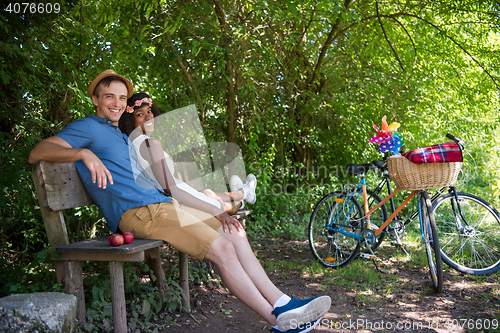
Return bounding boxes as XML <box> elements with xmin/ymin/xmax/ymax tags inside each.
<box><xmin>87</xmin><ymin>69</ymin><xmax>134</xmax><ymax>98</ymax></box>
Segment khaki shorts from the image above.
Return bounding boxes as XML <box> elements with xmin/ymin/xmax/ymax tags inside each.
<box><xmin>119</xmin><ymin>199</ymin><xmax>221</xmax><ymax>260</ymax></box>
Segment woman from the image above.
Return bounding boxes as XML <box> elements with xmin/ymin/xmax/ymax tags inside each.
<box><xmin>119</xmin><ymin>92</ymin><xmax>256</xmax><ymax>216</ymax></box>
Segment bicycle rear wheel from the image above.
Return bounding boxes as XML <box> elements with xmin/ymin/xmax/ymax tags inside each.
<box><xmin>420</xmin><ymin>191</ymin><xmax>443</xmax><ymax>293</ymax></box>
<box><xmin>432</xmin><ymin>192</ymin><xmax>500</xmax><ymax>275</ymax></box>
<box><xmin>309</xmin><ymin>191</ymin><xmax>363</xmax><ymax>268</ymax></box>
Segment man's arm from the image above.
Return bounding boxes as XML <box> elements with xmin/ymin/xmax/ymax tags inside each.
<box><xmin>29</xmin><ymin>136</ymin><xmax>113</xmax><ymax>189</ymax></box>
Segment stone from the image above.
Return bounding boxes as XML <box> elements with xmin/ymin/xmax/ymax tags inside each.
<box><xmin>0</xmin><ymin>292</ymin><xmax>77</xmax><ymax>332</ymax></box>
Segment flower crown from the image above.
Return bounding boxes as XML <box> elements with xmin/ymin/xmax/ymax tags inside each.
<box><xmin>126</xmin><ymin>97</ymin><xmax>153</xmax><ymax>113</ymax></box>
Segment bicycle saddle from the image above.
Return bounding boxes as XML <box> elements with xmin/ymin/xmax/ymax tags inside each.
<box><xmin>346</xmin><ymin>163</ymin><xmax>375</xmax><ymax>176</ymax></box>
<box><xmin>372</xmin><ymin>160</ymin><xmax>387</xmax><ymax>170</ymax></box>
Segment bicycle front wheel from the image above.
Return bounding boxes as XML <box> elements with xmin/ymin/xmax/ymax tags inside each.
<box><xmin>309</xmin><ymin>191</ymin><xmax>363</xmax><ymax>268</ymax></box>
<box><xmin>421</xmin><ymin>191</ymin><xmax>443</xmax><ymax>293</ymax></box>
<box><xmin>433</xmin><ymin>192</ymin><xmax>500</xmax><ymax>275</ymax></box>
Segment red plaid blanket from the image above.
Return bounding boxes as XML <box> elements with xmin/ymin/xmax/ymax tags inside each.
<box><xmin>402</xmin><ymin>142</ymin><xmax>463</xmax><ymax>165</ymax></box>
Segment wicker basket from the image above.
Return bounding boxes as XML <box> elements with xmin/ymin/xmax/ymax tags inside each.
<box><xmin>387</xmin><ymin>155</ymin><xmax>462</xmax><ymax>191</ymax></box>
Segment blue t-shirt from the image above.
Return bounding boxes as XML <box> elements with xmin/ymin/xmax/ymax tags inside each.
<box><xmin>56</xmin><ymin>115</ymin><xmax>172</xmax><ymax>233</ymax></box>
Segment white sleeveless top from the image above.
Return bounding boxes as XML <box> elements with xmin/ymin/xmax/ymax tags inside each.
<box><xmin>131</xmin><ymin>134</ymin><xmax>221</xmax><ymax>209</ymax></box>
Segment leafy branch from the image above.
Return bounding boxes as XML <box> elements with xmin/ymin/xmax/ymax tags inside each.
<box><xmin>376</xmin><ymin>0</ymin><xmax>405</xmax><ymax>72</ymax></box>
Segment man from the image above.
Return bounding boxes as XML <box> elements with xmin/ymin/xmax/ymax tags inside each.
<box><xmin>29</xmin><ymin>69</ymin><xmax>331</xmax><ymax>333</ymax></box>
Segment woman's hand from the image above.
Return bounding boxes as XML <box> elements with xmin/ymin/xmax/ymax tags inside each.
<box><xmin>215</xmin><ymin>212</ymin><xmax>243</xmax><ymax>234</ymax></box>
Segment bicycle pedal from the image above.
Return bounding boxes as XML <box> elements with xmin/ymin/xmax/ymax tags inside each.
<box><xmin>359</xmin><ymin>253</ymin><xmax>377</xmax><ymax>260</ymax></box>
<box><xmin>390</xmin><ymin>242</ymin><xmax>406</xmax><ymax>250</ymax></box>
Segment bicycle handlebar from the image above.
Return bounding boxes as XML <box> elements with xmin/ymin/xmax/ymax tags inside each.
<box><xmin>446</xmin><ymin>133</ymin><xmax>466</xmax><ymax>150</ymax></box>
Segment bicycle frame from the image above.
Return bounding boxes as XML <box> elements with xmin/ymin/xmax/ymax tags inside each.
<box><xmin>368</xmin><ymin>169</ymin><xmax>469</xmax><ymax>230</ymax></box>
<box><xmin>331</xmin><ymin>174</ymin><xmax>417</xmax><ymax>244</ymax></box>
<box><xmin>363</xmin><ymin>187</ymin><xmax>416</xmax><ymax>238</ymax></box>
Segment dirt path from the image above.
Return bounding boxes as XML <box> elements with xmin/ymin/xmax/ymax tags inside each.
<box><xmin>159</xmin><ymin>238</ymin><xmax>500</xmax><ymax>333</ymax></box>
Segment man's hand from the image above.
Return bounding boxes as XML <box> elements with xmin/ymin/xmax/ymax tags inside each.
<box><xmin>80</xmin><ymin>149</ymin><xmax>113</xmax><ymax>189</ymax></box>
<box><xmin>29</xmin><ymin>136</ymin><xmax>113</xmax><ymax>189</ymax></box>
<box><xmin>215</xmin><ymin>212</ymin><xmax>243</xmax><ymax>234</ymax></box>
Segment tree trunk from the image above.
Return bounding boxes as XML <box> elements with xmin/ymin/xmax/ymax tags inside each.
<box><xmin>214</xmin><ymin>0</ymin><xmax>237</xmax><ymax>143</ymax></box>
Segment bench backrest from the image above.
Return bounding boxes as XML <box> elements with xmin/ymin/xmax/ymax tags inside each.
<box><xmin>33</xmin><ymin>161</ymin><xmax>205</xmax><ymax>245</ymax></box>
<box><xmin>33</xmin><ymin>160</ymin><xmax>238</xmax><ymax>247</ymax></box>
<box><xmin>32</xmin><ymin>161</ymin><xmax>94</xmax><ymax>247</ymax></box>
<box><xmin>33</xmin><ymin>161</ymin><xmax>94</xmax><ymax>210</ymax></box>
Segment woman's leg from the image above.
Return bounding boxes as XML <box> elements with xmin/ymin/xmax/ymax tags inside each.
<box><xmin>203</xmin><ymin>189</ymin><xmax>245</xmax><ymax>202</ymax></box>
<box><xmin>203</xmin><ymin>189</ymin><xmax>243</xmax><ymax>214</ymax></box>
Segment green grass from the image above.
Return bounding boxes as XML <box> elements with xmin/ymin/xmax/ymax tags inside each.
<box><xmin>257</xmin><ymin>223</ymin><xmax>500</xmax><ymax>314</ymax></box>
<box><xmin>259</xmin><ymin>247</ymin><xmax>410</xmax><ymax>305</ymax></box>
<box><xmin>262</xmin><ymin>259</ymin><xmax>306</xmax><ymax>277</ymax></box>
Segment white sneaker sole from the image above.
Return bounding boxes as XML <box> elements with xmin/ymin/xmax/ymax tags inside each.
<box><xmin>243</xmin><ymin>174</ymin><xmax>257</xmax><ymax>204</ymax></box>
<box><xmin>229</xmin><ymin>175</ymin><xmax>243</xmax><ymax>192</ymax></box>
<box><xmin>276</xmin><ymin>296</ymin><xmax>331</xmax><ymax>331</ymax></box>
<box><xmin>296</xmin><ymin>317</ymin><xmax>323</xmax><ymax>333</ymax></box>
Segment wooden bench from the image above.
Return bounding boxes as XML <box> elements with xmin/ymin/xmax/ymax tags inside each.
<box><xmin>32</xmin><ymin>160</ymin><xmax>252</xmax><ymax>332</ymax></box>
<box><xmin>32</xmin><ymin>161</ymin><xmax>190</xmax><ymax>333</ymax></box>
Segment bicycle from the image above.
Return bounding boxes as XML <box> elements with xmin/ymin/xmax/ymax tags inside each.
<box><xmin>309</xmin><ymin>161</ymin><xmax>444</xmax><ymax>293</ymax></box>
<box><xmin>348</xmin><ymin>134</ymin><xmax>500</xmax><ymax>275</ymax></box>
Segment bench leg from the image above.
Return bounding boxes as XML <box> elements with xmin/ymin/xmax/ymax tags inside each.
<box><xmin>64</xmin><ymin>261</ymin><xmax>86</xmax><ymax>326</ymax></box>
<box><xmin>145</xmin><ymin>248</ymin><xmax>167</xmax><ymax>294</ymax></box>
<box><xmin>54</xmin><ymin>261</ymin><xmax>65</xmax><ymax>285</ymax></box>
<box><xmin>109</xmin><ymin>261</ymin><xmax>127</xmax><ymax>333</ymax></box>
<box><xmin>179</xmin><ymin>251</ymin><xmax>190</xmax><ymax>311</ymax></box>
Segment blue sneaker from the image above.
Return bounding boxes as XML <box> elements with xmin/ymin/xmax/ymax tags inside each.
<box><xmin>272</xmin><ymin>296</ymin><xmax>331</xmax><ymax>331</ymax></box>
<box><xmin>270</xmin><ymin>317</ymin><xmax>323</xmax><ymax>333</ymax></box>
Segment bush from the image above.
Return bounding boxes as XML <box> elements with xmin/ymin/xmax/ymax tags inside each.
<box><xmin>246</xmin><ymin>162</ymin><xmax>335</xmax><ymax>240</ymax></box>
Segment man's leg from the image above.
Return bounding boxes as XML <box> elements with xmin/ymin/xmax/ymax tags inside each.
<box><xmin>126</xmin><ymin>202</ymin><xmax>331</xmax><ymax>331</ymax></box>
<box><xmin>120</xmin><ymin>202</ymin><xmax>278</xmax><ymax>325</ymax></box>
<box><xmin>205</xmin><ymin>226</ymin><xmax>331</xmax><ymax>331</ymax></box>
<box><xmin>204</xmin><ymin>234</ymin><xmax>279</xmax><ymax>325</ymax></box>
<box><xmin>216</xmin><ymin>226</ymin><xmax>284</xmax><ymax>304</ymax></box>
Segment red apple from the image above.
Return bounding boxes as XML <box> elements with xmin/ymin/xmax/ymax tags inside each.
<box><xmin>122</xmin><ymin>232</ymin><xmax>134</xmax><ymax>244</ymax></box>
<box><xmin>108</xmin><ymin>234</ymin><xmax>124</xmax><ymax>246</ymax></box>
